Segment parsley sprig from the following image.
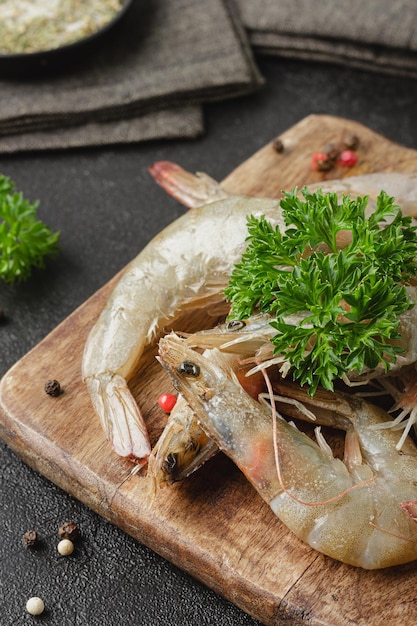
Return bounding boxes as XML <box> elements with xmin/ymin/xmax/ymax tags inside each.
<box><xmin>0</xmin><ymin>174</ymin><xmax>60</xmax><ymax>284</ymax></box>
<box><xmin>224</xmin><ymin>187</ymin><xmax>417</xmax><ymax>395</ymax></box>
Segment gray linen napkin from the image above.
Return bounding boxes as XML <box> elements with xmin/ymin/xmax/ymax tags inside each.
<box><xmin>0</xmin><ymin>0</ymin><xmax>263</xmax><ymax>152</ymax></box>
<box><xmin>0</xmin><ymin>107</ymin><xmax>204</xmax><ymax>153</ymax></box>
<box><xmin>237</xmin><ymin>0</ymin><xmax>417</xmax><ymax>78</ymax></box>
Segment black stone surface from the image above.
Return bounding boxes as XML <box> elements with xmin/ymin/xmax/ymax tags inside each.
<box><xmin>1</xmin><ymin>56</ymin><xmax>417</xmax><ymax>625</ymax></box>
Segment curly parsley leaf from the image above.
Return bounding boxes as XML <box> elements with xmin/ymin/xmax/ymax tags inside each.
<box><xmin>0</xmin><ymin>174</ymin><xmax>60</xmax><ymax>284</ymax></box>
<box><xmin>224</xmin><ymin>187</ymin><xmax>417</xmax><ymax>395</ymax></box>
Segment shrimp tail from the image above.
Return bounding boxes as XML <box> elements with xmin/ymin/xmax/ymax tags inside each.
<box><xmin>148</xmin><ymin>161</ymin><xmax>229</xmax><ymax>209</ymax></box>
<box><xmin>85</xmin><ymin>373</ymin><xmax>151</xmax><ymax>461</ymax></box>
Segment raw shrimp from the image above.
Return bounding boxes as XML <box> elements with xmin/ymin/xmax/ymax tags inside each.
<box><xmin>150</xmin><ymin>260</ymin><xmax>417</xmax><ymax>484</ymax></box>
<box><xmin>82</xmin><ymin>182</ymin><xmax>283</xmax><ymax>461</ymax></box>
<box><xmin>147</xmin><ymin>330</ymin><xmax>271</xmax><ymax>486</ymax></box>
<box><xmin>82</xmin><ymin>161</ymin><xmax>417</xmax><ymax>462</ymax></box>
<box><xmin>158</xmin><ymin>333</ymin><xmax>417</xmax><ymax>569</ymax></box>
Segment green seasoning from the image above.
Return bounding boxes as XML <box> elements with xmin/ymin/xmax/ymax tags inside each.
<box><xmin>224</xmin><ymin>188</ymin><xmax>417</xmax><ymax>395</ymax></box>
<box><xmin>0</xmin><ymin>0</ymin><xmax>124</xmax><ymax>55</ymax></box>
<box><xmin>0</xmin><ymin>174</ymin><xmax>60</xmax><ymax>283</ymax></box>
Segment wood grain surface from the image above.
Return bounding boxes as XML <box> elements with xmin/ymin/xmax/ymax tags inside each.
<box><xmin>1</xmin><ymin>115</ymin><xmax>417</xmax><ymax>625</ymax></box>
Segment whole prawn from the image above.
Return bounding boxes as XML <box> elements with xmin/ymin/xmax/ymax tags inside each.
<box><xmin>82</xmin><ymin>162</ymin><xmax>417</xmax><ymax>463</ymax></box>
<box><xmin>82</xmin><ymin>175</ymin><xmax>283</xmax><ymax>461</ymax></box>
<box><xmin>158</xmin><ymin>333</ymin><xmax>417</xmax><ymax>570</ymax></box>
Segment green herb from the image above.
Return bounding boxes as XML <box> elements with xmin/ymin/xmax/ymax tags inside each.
<box><xmin>0</xmin><ymin>174</ymin><xmax>60</xmax><ymax>284</ymax></box>
<box><xmin>224</xmin><ymin>187</ymin><xmax>417</xmax><ymax>395</ymax></box>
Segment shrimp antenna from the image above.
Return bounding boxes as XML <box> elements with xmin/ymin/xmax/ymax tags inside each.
<box><xmin>261</xmin><ymin>369</ymin><xmax>375</xmax><ymax>507</ymax></box>
<box><xmin>106</xmin><ymin>461</ymin><xmax>147</xmax><ymax>509</ymax></box>
<box><xmin>116</xmin><ymin>463</ymin><xmax>144</xmax><ymax>489</ymax></box>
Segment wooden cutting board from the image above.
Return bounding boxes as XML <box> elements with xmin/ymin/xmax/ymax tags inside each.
<box><xmin>1</xmin><ymin>115</ymin><xmax>417</xmax><ymax>625</ymax></box>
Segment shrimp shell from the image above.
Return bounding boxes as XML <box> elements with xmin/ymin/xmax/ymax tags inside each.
<box><xmin>82</xmin><ymin>194</ymin><xmax>283</xmax><ymax>460</ymax></box>
<box><xmin>158</xmin><ymin>333</ymin><xmax>417</xmax><ymax>569</ymax></box>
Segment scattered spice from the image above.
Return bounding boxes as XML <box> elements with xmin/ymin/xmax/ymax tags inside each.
<box><xmin>337</xmin><ymin>150</ymin><xmax>358</xmax><ymax>167</ymax></box>
<box><xmin>44</xmin><ymin>379</ymin><xmax>61</xmax><ymax>397</ymax></box>
<box><xmin>343</xmin><ymin>133</ymin><xmax>360</xmax><ymax>150</ymax></box>
<box><xmin>57</xmin><ymin>538</ymin><xmax>74</xmax><ymax>556</ymax></box>
<box><xmin>158</xmin><ymin>393</ymin><xmax>177</xmax><ymax>413</ymax></box>
<box><xmin>26</xmin><ymin>596</ymin><xmax>45</xmax><ymax>616</ymax></box>
<box><xmin>311</xmin><ymin>134</ymin><xmax>360</xmax><ymax>172</ymax></box>
<box><xmin>58</xmin><ymin>521</ymin><xmax>80</xmax><ymax>542</ymax></box>
<box><xmin>311</xmin><ymin>151</ymin><xmax>333</xmax><ymax>172</ymax></box>
<box><xmin>323</xmin><ymin>143</ymin><xmax>340</xmax><ymax>161</ymax></box>
<box><xmin>272</xmin><ymin>137</ymin><xmax>284</xmax><ymax>153</ymax></box>
<box><xmin>22</xmin><ymin>530</ymin><xmax>39</xmax><ymax>548</ymax></box>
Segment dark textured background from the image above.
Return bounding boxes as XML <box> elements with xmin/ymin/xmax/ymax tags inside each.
<box><xmin>1</xmin><ymin>55</ymin><xmax>417</xmax><ymax>625</ymax></box>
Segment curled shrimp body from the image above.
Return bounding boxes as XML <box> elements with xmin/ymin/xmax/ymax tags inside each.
<box><xmin>82</xmin><ymin>193</ymin><xmax>283</xmax><ymax>460</ymax></box>
<box><xmin>158</xmin><ymin>333</ymin><xmax>417</xmax><ymax>570</ymax></box>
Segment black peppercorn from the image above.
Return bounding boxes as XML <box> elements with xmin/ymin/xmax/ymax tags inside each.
<box><xmin>272</xmin><ymin>137</ymin><xmax>284</xmax><ymax>153</ymax></box>
<box><xmin>44</xmin><ymin>379</ymin><xmax>61</xmax><ymax>397</ymax></box>
<box><xmin>343</xmin><ymin>133</ymin><xmax>359</xmax><ymax>150</ymax></box>
<box><xmin>22</xmin><ymin>530</ymin><xmax>39</xmax><ymax>547</ymax></box>
<box><xmin>323</xmin><ymin>143</ymin><xmax>340</xmax><ymax>162</ymax></box>
<box><xmin>58</xmin><ymin>521</ymin><xmax>80</xmax><ymax>542</ymax></box>
<box><xmin>315</xmin><ymin>153</ymin><xmax>334</xmax><ymax>172</ymax></box>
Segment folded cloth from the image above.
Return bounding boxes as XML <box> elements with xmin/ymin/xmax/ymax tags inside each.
<box><xmin>237</xmin><ymin>0</ymin><xmax>417</xmax><ymax>78</ymax></box>
<box><xmin>0</xmin><ymin>106</ymin><xmax>203</xmax><ymax>153</ymax></box>
<box><xmin>0</xmin><ymin>0</ymin><xmax>263</xmax><ymax>152</ymax></box>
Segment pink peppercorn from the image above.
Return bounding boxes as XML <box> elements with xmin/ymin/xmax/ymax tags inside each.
<box><xmin>337</xmin><ymin>150</ymin><xmax>358</xmax><ymax>167</ymax></box>
<box><xmin>158</xmin><ymin>393</ymin><xmax>177</xmax><ymax>413</ymax></box>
